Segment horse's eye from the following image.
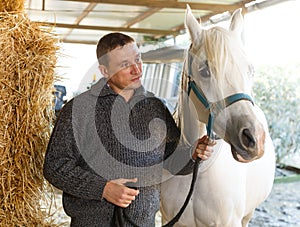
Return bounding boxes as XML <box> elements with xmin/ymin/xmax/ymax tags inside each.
<box><xmin>198</xmin><ymin>60</ymin><xmax>210</xmax><ymax>78</ymax></box>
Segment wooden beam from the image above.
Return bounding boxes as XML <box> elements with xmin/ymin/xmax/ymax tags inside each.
<box><xmin>74</xmin><ymin>3</ymin><xmax>97</xmax><ymax>24</ymax></box>
<box><xmin>62</xmin><ymin>39</ymin><xmax>98</xmax><ymax>45</ymax></box>
<box><xmin>36</xmin><ymin>22</ymin><xmax>179</xmax><ymax>36</ymax></box>
<box><xmin>64</xmin><ymin>0</ymin><xmax>245</xmax><ymax>12</ymax></box>
<box><xmin>123</xmin><ymin>8</ymin><xmax>161</xmax><ymax>28</ymax></box>
<box><xmin>63</xmin><ymin>3</ymin><xmax>97</xmax><ymax>39</ymax></box>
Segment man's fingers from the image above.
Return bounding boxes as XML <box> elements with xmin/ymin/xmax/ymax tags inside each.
<box><xmin>198</xmin><ymin>135</ymin><xmax>216</xmax><ymax>146</ymax></box>
<box><xmin>198</xmin><ymin>135</ymin><xmax>209</xmax><ymax>144</ymax></box>
<box><xmin>103</xmin><ymin>178</ymin><xmax>139</xmax><ymax>207</ymax></box>
<box><xmin>127</xmin><ymin>177</ymin><xmax>138</xmax><ymax>183</ymax></box>
<box><xmin>195</xmin><ymin>138</ymin><xmax>215</xmax><ymax>159</ymax></box>
<box><xmin>192</xmin><ymin>135</ymin><xmax>216</xmax><ymax>160</ymax></box>
<box><xmin>198</xmin><ymin>154</ymin><xmax>209</xmax><ymax>160</ymax></box>
<box><xmin>116</xmin><ymin>190</ymin><xmax>138</xmax><ymax>208</ymax></box>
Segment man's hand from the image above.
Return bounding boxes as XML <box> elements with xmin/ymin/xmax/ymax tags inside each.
<box><xmin>192</xmin><ymin>135</ymin><xmax>216</xmax><ymax>160</ymax></box>
<box><xmin>102</xmin><ymin>178</ymin><xmax>139</xmax><ymax>208</ymax></box>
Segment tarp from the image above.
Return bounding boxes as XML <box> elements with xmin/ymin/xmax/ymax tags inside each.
<box><xmin>142</xmin><ymin>46</ymin><xmax>186</xmax><ymax>63</ymax></box>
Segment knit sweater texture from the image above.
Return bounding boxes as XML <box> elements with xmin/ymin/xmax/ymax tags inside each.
<box><xmin>43</xmin><ymin>78</ymin><xmax>194</xmax><ymax>227</ymax></box>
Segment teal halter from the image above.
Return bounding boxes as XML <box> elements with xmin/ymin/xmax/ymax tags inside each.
<box><xmin>186</xmin><ymin>51</ymin><xmax>254</xmax><ymax>138</ymax></box>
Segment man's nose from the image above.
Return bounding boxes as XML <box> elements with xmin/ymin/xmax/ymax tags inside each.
<box><xmin>130</xmin><ymin>63</ymin><xmax>141</xmax><ymax>74</ymax></box>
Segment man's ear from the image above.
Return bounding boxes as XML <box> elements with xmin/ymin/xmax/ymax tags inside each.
<box><xmin>99</xmin><ymin>65</ymin><xmax>109</xmax><ymax>78</ymax></box>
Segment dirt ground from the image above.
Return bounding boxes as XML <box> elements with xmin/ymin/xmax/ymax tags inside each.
<box><xmin>156</xmin><ymin>180</ymin><xmax>300</xmax><ymax>227</ymax></box>
<box><xmin>48</xmin><ymin>162</ymin><xmax>300</xmax><ymax>227</ymax></box>
<box><xmin>49</xmin><ymin>180</ymin><xmax>300</xmax><ymax>227</ymax></box>
<box><xmin>249</xmin><ymin>180</ymin><xmax>300</xmax><ymax>227</ymax></box>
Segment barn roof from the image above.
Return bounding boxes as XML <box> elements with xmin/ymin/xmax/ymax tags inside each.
<box><xmin>25</xmin><ymin>0</ymin><xmax>290</xmax><ymax>45</ymax></box>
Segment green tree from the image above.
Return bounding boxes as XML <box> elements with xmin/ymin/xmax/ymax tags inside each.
<box><xmin>253</xmin><ymin>64</ymin><xmax>300</xmax><ymax>163</ymax></box>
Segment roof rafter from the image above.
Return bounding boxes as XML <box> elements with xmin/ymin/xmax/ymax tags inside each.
<box><xmin>123</xmin><ymin>8</ymin><xmax>161</xmax><ymax>28</ymax></box>
<box><xmin>63</xmin><ymin>0</ymin><xmax>245</xmax><ymax>11</ymax></box>
<box><xmin>63</xmin><ymin>3</ymin><xmax>97</xmax><ymax>39</ymax></box>
<box><xmin>36</xmin><ymin>22</ymin><xmax>180</xmax><ymax>36</ymax></box>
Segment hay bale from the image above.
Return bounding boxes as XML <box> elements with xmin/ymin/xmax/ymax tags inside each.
<box><xmin>0</xmin><ymin>0</ymin><xmax>24</xmax><ymax>12</ymax></box>
<box><xmin>0</xmin><ymin>11</ymin><xmax>59</xmax><ymax>226</ymax></box>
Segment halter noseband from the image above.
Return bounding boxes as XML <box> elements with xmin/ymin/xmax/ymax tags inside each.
<box><xmin>186</xmin><ymin>51</ymin><xmax>254</xmax><ymax>138</ymax></box>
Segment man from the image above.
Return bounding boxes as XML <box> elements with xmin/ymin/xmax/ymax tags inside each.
<box><xmin>43</xmin><ymin>32</ymin><xmax>215</xmax><ymax>226</ymax></box>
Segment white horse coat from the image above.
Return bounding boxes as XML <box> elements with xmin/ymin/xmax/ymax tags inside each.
<box><xmin>160</xmin><ymin>6</ymin><xmax>275</xmax><ymax>227</ymax></box>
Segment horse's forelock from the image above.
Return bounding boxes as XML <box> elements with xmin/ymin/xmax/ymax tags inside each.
<box><xmin>202</xmin><ymin>26</ymin><xmax>247</xmax><ymax>91</ymax></box>
<box><xmin>205</xmin><ymin>28</ymin><xmax>230</xmax><ymax>81</ymax></box>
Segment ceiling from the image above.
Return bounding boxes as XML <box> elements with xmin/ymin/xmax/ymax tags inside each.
<box><xmin>25</xmin><ymin>0</ymin><xmax>287</xmax><ymax>45</ymax></box>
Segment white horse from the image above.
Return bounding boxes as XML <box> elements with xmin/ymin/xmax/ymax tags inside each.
<box><xmin>160</xmin><ymin>6</ymin><xmax>276</xmax><ymax>227</ymax></box>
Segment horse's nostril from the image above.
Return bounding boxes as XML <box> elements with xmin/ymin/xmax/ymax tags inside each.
<box><xmin>242</xmin><ymin>128</ymin><xmax>255</xmax><ymax>148</ymax></box>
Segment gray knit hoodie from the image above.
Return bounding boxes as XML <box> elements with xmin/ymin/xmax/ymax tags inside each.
<box><xmin>43</xmin><ymin>78</ymin><xmax>195</xmax><ymax>227</ymax></box>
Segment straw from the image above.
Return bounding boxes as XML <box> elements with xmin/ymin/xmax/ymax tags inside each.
<box><xmin>0</xmin><ymin>0</ymin><xmax>24</xmax><ymax>12</ymax></box>
<box><xmin>0</xmin><ymin>11</ymin><xmax>61</xmax><ymax>226</ymax></box>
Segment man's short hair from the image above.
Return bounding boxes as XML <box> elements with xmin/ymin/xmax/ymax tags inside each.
<box><xmin>96</xmin><ymin>32</ymin><xmax>135</xmax><ymax>66</ymax></box>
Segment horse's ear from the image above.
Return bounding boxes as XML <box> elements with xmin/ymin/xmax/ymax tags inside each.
<box><xmin>185</xmin><ymin>4</ymin><xmax>202</xmax><ymax>43</ymax></box>
<box><xmin>229</xmin><ymin>8</ymin><xmax>245</xmax><ymax>42</ymax></box>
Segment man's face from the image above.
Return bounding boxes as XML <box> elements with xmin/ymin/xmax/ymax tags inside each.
<box><xmin>104</xmin><ymin>42</ymin><xmax>143</xmax><ymax>93</ymax></box>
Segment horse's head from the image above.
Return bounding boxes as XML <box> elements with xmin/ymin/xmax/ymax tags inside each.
<box><xmin>183</xmin><ymin>6</ymin><xmax>265</xmax><ymax>163</ymax></box>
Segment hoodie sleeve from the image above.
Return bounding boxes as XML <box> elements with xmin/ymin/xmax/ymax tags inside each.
<box><xmin>43</xmin><ymin>100</ymin><xmax>107</xmax><ymax>201</ymax></box>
